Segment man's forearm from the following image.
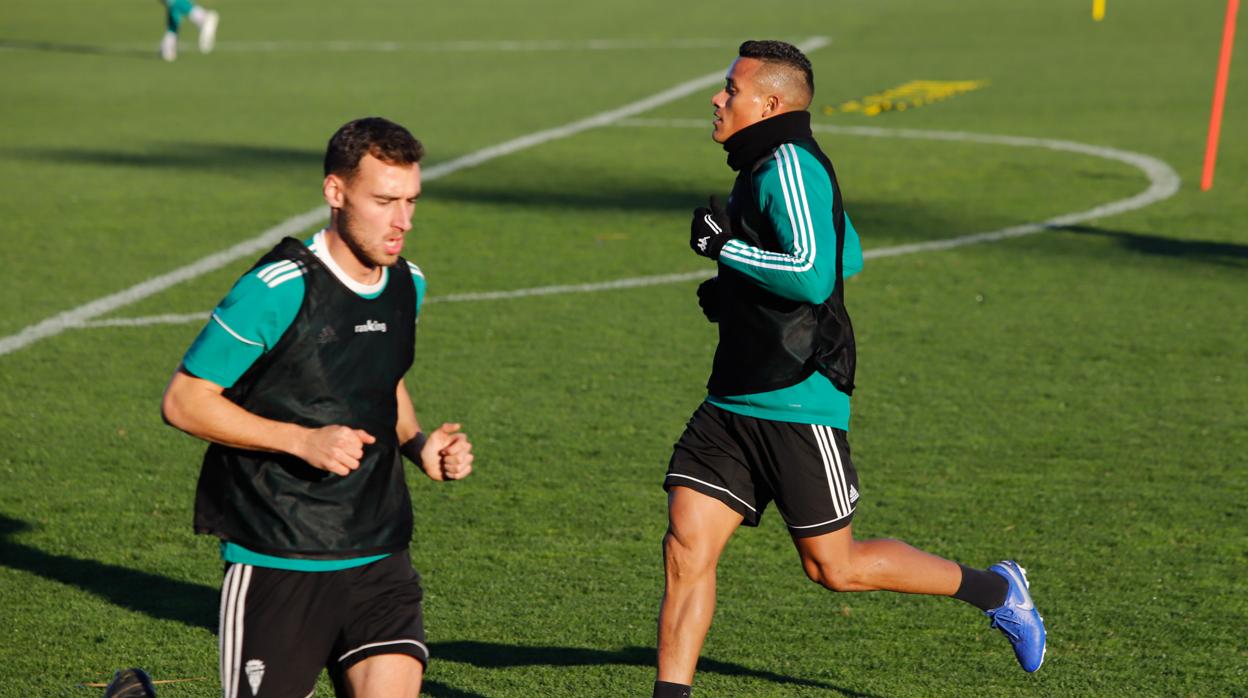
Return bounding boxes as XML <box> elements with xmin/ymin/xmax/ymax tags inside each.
<box><xmin>394</xmin><ymin>378</ymin><xmax>422</xmax><ymax>445</ymax></box>
<box><xmin>718</xmin><ymin>248</ymin><xmax>835</xmax><ymax>304</ymax></box>
<box><xmin>162</xmin><ymin>370</ymin><xmax>309</xmax><ymax>458</ymax></box>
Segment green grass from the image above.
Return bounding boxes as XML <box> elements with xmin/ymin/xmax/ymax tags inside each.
<box><xmin>1</xmin><ymin>0</ymin><xmax>1246</xmax><ymax>695</ymax></box>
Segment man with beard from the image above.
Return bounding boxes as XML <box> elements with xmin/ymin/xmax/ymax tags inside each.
<box><xmin>162</xmin><ymin>117</ymin><xmax>473</xmax><ymax>697</ymax></box>
<box><xmin>653</xmin><ymin>42</ymin><xmax>1045</xmax><ymax>697</ymax></box>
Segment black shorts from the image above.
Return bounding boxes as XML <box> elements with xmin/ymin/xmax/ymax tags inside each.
<box><xmin>664</xmin><ymin>402</ymin><xmax>860</xmax><ymax>537</ymax></box>
<box><xmin>218</xmin><ymin>550</ymin><xmax>427</xmax><ymax>698</ymax></box>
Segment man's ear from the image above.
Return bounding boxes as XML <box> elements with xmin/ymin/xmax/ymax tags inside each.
<box><xmin>323</xmin><ymin>173</ymin><xmax>345</xmax><ymax>208</ymax></box>
<box><xmin>762</xmin><ymin>93</ymin><xmax>781</xmax><ymax>118</ymax></box>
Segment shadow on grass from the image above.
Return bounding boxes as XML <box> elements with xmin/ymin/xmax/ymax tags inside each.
<box><xmin>1053</xmin><ymin>224</ymin><xmax>1248</xmax><ymax>267</ymax></box>
<box><xmin>0</xmin><ymin>515</ymin><xmax>873</xmax><ymax>695</ymax></box>
<box><xmin>418</xmin><ymin>679</ymin><xmax>486</xmax><ymax>698</ymax></box>
<box><xmin>0</xmin><ymin>514</ymin><xmax>480</xmax><ymax>697</ymax></box>
<box><xmin>0</xmin><ymin>38</ymin><xmax>152</xmax><ymax>58</ymax></box>
<box><xmin>10</xmin><ymin>142</ymin><xmax>321</xmax><ymax>173</ymax></box>
<box><xmin>0</xmin><ymin>513</ymin><xmax>217</xmax><ymax>630</ymax></box>
<box><xmin>433</xmin><ymin>641</ymin><xmax>880</xmax><ymax>696</ymax></box>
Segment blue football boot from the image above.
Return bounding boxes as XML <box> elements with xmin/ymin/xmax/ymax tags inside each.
<box><xmin>986</xmin><ymin>560</ymin><xmax>1046</xmax><ymax>672</ymax></box>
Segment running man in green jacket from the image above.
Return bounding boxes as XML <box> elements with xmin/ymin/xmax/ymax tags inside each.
<box><xmin>653</xmin><ymin>41</ymin><xmax>1046</xmax><ymax>698</ymax></box>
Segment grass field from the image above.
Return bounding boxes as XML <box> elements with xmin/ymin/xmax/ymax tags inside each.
<box><xmin>1</xmin><ymin>0</ymin><xmax>1246</xmax><ymax>695</ymax></box>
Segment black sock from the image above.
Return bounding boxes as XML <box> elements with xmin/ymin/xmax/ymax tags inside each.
<box><xmin>952</xmin><ymin>564</ymin><xmax>1008</xmax><ymax>611</ymax></box>
<box><xmin>653</xmin><ymin>680</ymin><xmax>692</xmax><ymax>698</ymax></box>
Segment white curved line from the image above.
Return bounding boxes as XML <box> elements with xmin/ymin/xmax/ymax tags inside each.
<box><xmin>616</xmin><ymin>118</ymin><xmax>1181</xmax><ymax>263</ymax></box>
<box><xmin>11</xmin><ymin>95</ymin><xmax>1181</xmax><ymax>339</ymax></box>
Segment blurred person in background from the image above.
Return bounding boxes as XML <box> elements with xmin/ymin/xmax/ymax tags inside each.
<box><xmin>158</xmin><ymin>0</ymin><xmax>218</xmax><ymax>61</ymax></box>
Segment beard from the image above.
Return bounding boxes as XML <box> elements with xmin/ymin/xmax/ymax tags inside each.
<box><xmin>337</xmin><ymin>206</ymin><xmax>398</xmax><ymax>269</ymax></box>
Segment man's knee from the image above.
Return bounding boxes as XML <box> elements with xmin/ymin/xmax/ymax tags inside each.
<box><xmin>662</xmin><ymin>530</ymin><xmax>717</xmax><ymax>584</ymax></box>
<box><xmin>801</xmin><ymin>556</ymin><xmax>859</xmax><ymax>592</ymax></box>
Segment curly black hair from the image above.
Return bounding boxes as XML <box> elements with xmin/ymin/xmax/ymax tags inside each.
<box><xmin>738</xmin><ymin>40</ymin><xmax>814</xmax><ymax>95</ymax></box>
<box><xmin>323</xmin><ymin>117</ymin><xmax>424</xmax><ymax>178</ymax></box>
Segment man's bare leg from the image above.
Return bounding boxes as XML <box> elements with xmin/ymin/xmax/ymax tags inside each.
<box><xmin>793</xmin><ymin>525</ymin><xmax>961</xmax><ymax>594</ymax></box>
<box><xmin>792</xmin><ymin>525</ymin><xmax>1047</xmax><ymax>671</ymax></box>
<box><xmin>656</xmin><ymin>486</ymin><xmax>744</xmax><ymax>685</ymax></box>
<box><xmin>342</xmin><ymin>654</ymin><xmax>423</xmax><ymax>698</ymax></box>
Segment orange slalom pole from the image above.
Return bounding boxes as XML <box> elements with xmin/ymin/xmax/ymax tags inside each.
<box><xmin>1202</xmin><ymin>0</ymin><xmax>1239</xmax><ymax>191</ymax></box>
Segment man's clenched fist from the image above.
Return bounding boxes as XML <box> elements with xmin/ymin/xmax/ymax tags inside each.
<box><xmin>690</xmin><ymin>195</ymin><xmax>732</xmax><ymax>260</ymax></box>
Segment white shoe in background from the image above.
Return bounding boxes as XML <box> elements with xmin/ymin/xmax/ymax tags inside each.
<box><xmin>198</xmin><ymin>10</ymin><xmax>219</xmax><ymax>53</ymax></box>
<box><xmin>160</xmin><ymin>31</ymin><xmax>178</xmax><ymax>61</ymax></box>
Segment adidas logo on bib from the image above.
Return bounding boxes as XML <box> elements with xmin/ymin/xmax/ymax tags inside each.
<box><xmin>316</xmin><ymin>325</ymin><xmax>339</xmax><ymax>344</ymax></box>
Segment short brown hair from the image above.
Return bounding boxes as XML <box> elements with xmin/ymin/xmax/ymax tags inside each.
<box><xmin>323</xmin><ymin>117</ymin><xmax>424</xmax><ymax>178</ymax></box>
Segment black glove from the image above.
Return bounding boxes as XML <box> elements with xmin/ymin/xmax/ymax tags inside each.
<box><xmin>696</xmin><ymin>276</ymin><xmax>721</xmax><ymax>323</ymax></box>
<box><xmin>690</xmin><ymin>195</ymin><xmax>732</xmax><ymax>260</ymax></box>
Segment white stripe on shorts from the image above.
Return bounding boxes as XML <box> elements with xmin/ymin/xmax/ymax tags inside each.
<box><xmin>220</xmin><ymin>564</ymin><xmax>253</xmax><ymax>698</ymax></box>
<box><xmin>665</xmin><ymin>473</ymin><xmax>757</xmax><ymax>513</ymax></box>
<box><xmin>824</xmin><ymin>426</ymin><xmax>855</xmax><ymax>515</ymax></box>
<box><xmin>337</xmin><ymin>638</ymin><xmax>430</xmax><ymax>664</ymax></box>
<box><xmin>787</xmin><ymin>510</ymin><xmax>854</xmax><ymax>530</ymax></box>
<box><xmin>219</xmin><ymin>565</ymin><xmax>238</xmax><ymax>698</ymax></box>
<box><xmin>811</xmin><ymin>425</ymin><xmax>851</xmax><ymax>520</ymax></box>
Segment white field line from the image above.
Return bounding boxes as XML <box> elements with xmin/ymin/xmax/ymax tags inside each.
<box><xmin>0</xmin><ymin>36</ymin><xmax>829</xmax><ymax>356</ymax></box>
<box><xmin>1</xmin><ymin>38</ymin><xmax>741</xmax><ymax>54</ymax></box>
<box><xmin>72</xmin><ymin>115</ymin><xmax>1180</xmax><ymax>330</ymax></box>
<box><xmin>190</xmin><ymin>38</ymin><xmax>743</xmax><ymax>53</ymax></box>
<box><xmin>25</xmin><ymin>38</ymin><xmax>753</xmax><ymax>55</ymax></box>
<box><xmin>77</xmin><ymin>271</ymin><xmax>717</xmax><ymax>329</ymax></box>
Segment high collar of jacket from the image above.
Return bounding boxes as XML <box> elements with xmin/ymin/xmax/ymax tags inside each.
<box><xmin>723</xmin><ymin>110</ymin><xmax>812</xmax><ymax>171</ymax></box>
